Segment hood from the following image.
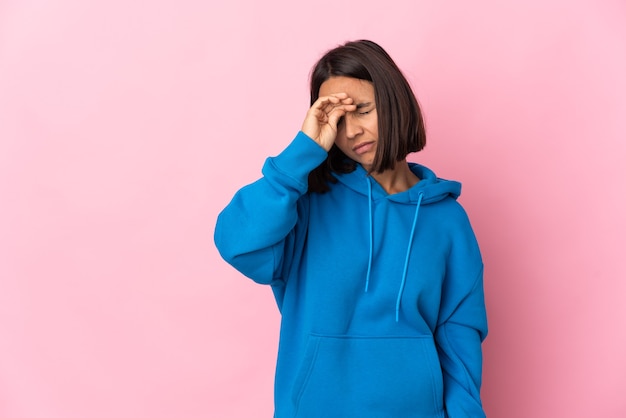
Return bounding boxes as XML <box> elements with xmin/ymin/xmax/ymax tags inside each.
<box><xmin>334</xmin><ymin>162</ymin><xmax>462</xmax><ymax>204</ymax></box>
<box><xmin>332</xmin><ymin>162</ymin><xmax>462</xmax><ymax>322</ymax></box>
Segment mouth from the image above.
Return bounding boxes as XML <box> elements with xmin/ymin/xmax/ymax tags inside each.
<box><xmin>352</xmin><ymin>141</ymin><xmax>375</xmax><ymax>155</ymax></box>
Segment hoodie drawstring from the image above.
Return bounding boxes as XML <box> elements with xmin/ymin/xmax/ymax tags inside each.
<box><xmin>362</xmin><ymin>175</ymin><xmax>424</xmax><ymax>322</ymax></box>
<box><xmin>364</xmin><ymin>178</ymin><xmax>374</xmax><ymax>292</ymax></box>
<box><xmin>395</xmin><ymin>192</ymin><xmax>424</xmax><ymax>322</ymax></box>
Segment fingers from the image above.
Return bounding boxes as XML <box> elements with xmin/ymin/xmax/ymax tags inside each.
<box><xmin>313</xmin><ymin>94</ymin><xmax>354</xmax><ymax>114</ymax></box>
<box><xmin>311</xmin><ymin>94</ymin><xmax>356</xmax><ymax>124</ymax></box>
<box><xmin>327</xmin><ymin>104</ymin><xmax>355</xmax><ymax>127</ymax></box>
<box><xmin>301</xmin><ymin>93</ymin><xmax>357</xmax><ymax>150</ymax></box>
<box><xmin>314</xmin><ymin>92</ymin><xmax>351</xmax><ymax>106</ymax></box>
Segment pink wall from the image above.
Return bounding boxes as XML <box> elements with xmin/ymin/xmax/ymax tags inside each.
<box><xmin>1</xmin><ymin>0</ymin><xmax>625</xmax><ymax>416</ymax></box>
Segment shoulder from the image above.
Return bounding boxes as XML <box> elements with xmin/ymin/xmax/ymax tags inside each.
<box><xmin>426</xmin><ymin>196</ymin><xmax>472</xmax><ymax>224</ymax></box>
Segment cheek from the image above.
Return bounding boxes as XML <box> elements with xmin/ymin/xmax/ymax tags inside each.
<box><xmin>333</xmin><ymin>133</ymin><xmax>350</xmax><ymax>153</ymax></box>
<box><xmin>334</xmin><ymin>125</ymin><xmax>347</xmax><ymax>143</ymax></box>
<box><xmin>366</xmin><ymin>118</ymin><xmax>379</xmax><ymax>135</ymax></box>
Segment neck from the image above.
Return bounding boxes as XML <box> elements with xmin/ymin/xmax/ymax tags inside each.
<box><xmin>368</xmin><ymin>160</ymin><xmax>420</xmax><ymax>194</ymax></box>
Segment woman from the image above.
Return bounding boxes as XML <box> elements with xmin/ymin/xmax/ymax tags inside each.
<box><xmin>215</xmin><ymin>40</ymin><xmax>488</xmax><ymax>417</ymax></box>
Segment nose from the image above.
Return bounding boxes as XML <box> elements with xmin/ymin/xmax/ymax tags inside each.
<box><xmin>344</xmin><ymin>114</ymin><xmax>363</xmax><ymax>139</ymax></box>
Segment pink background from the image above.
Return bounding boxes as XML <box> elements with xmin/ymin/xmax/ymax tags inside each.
<box><xmin>1</xmin><ymin>0</ymin><xmax>625</xmax><ymax>417</ymax></box>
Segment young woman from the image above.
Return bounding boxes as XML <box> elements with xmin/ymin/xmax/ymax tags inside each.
<box><xmin>215</xmin><ymin>40</ymin><xmax>488</xmax><ymax>417</ymax></box>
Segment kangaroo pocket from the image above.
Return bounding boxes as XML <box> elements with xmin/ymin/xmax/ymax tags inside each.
<box><xmin>291</xmin><ymin>334</ymin><xmax>444</xmax><ymax>417</ymax></box>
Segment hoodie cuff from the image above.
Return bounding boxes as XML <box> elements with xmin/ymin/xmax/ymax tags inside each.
<box><xmin>264</xmin><ymin>131</ymin><xmax>328</xmax><ymax>188</ymax></box>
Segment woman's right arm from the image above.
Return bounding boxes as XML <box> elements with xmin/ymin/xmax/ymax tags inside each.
<box><xmin>214</xmin><ymin>94</ymin><xmax>355</xmax><ymax>285</ymax></box>
<box><xmin>214</xmin><ymin>131</ymin><xmax>326</xmax><ymax>285</ymax></box>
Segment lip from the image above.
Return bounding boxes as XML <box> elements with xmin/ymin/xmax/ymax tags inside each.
<box><xmin>352</xmin><ymin>141</ymin><xmax>375</xmax><ymax>155</ymax></box>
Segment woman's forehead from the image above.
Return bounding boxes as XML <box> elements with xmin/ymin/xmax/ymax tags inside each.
<box><xmin>318</xmin><ymin>76</ymin><xmax>374</xmax><ymax>101</ymax></box>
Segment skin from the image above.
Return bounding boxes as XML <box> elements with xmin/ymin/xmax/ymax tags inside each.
<box><xmin>301</xmin><ymin>76</ymin><xmax>419</xmax><ymax>194</ymax></box>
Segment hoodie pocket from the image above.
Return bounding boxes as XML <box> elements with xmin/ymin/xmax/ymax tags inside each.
<box><xmin>292</xmin><ymin>334</ymin><xmax>444</xmax><ymax>417</ymax></box>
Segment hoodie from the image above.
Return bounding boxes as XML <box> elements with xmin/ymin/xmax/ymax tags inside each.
<box><xmin>214</xmin><ymin>132</ymin><xmax>488</xmax><ymax>417</ymax></box>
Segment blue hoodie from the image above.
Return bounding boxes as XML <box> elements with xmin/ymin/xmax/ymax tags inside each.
<box><xmin>215</xmin><ymin>132</ymin><xmax>488</xmax><ymax>417</ymax></box>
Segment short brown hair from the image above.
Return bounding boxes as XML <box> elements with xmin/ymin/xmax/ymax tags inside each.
<box><xmin>307</xmin><ymin>40</ymin><xmax>426</xmax><ymax>193</ymax></box>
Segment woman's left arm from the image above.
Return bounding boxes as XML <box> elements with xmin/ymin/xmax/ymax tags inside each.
<box><xmin>435</xmin><ymin>215</ymin><xmax>488</xmax><ymax>417</ymax></box>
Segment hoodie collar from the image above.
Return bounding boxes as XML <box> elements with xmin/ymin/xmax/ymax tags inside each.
<box><xmin>334</xmin><ymin>163</ymin><xmax>461</xmax><ymax>205</ymax></box>
<box><xmin>334</xmin><ymin>162</ymin><xmax>462</xmax><ymax>322</ymax></box>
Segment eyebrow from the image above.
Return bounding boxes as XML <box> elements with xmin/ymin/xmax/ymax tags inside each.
<box><xmin>355</xmin><ymin>102</ymin><xmax>373</xmax><ymax>109</ymax></box>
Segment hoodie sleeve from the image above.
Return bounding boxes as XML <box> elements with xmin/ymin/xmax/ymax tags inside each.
<box><xmin>214</xmin><ymin>132</ymin><xmax>327</xmax><ymax>286</ymax></box>
<box><xmin>434</xmin><ymin>215</ymin><xmax>488</xmax><ymax>417</ymax></box>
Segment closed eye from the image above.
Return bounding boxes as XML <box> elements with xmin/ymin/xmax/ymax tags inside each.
<box><xmin>355</xmin><ymin>103</ymin><xmax>375</xmax><ymax>116</ymax></box>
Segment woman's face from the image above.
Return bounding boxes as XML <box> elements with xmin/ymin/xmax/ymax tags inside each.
<box><xmin>318</xmin><ymin>76</ymin><xmax>378</xmax><ymax>169</ymax></box>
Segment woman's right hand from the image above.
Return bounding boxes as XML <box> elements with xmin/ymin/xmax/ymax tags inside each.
<box><xmin>301</xmin><ymin>93</ymin><xmax>356</xmax><ymax>151</ymax></box>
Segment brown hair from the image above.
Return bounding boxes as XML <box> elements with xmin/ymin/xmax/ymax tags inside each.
<box><xmin>307</xmin><ymin>40</ymin><xmax>426</xmax><ymax>193</ymax></box>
